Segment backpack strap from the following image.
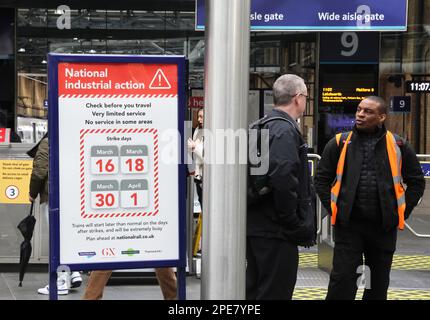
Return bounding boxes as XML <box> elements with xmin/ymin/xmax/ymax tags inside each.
<box><xmin>260</xmin><ymin>116</ymin><xmax>299</xmax><ymax>134</ymax></box>
<box><xmin>335</xmin><ymin>131</ymin><xmax>352</xmax><ymax>149</ymax></box>
<box><xmin>392</xmin><ymin>133</ymin><xmax>404</xmax><ymax>147</ymax></box>
<box><xmin>335</xmin><ymin>130</ymin><xmax>404</xmax><ymax>151</ymax></box>
<box><xmin>261</xmin><ymin>116</ymin><xmax>295</xmax><ymax>127</ymax></box>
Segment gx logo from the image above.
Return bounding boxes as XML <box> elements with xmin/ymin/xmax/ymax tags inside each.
<box><xmin>101</xmin><ymin>248</ymin><xmax>116</xmax><ymax>256</ymax></box>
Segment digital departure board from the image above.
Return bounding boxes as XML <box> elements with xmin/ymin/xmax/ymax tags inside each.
<box><xmin>321</xmin><ymin>85</ymin><xmax>375</xmax><ymax>103</ymax></box>
<box><xmin>319</xmin><ymin>64</ymin><xmax>378</xmax><ymax>112</ymax></box>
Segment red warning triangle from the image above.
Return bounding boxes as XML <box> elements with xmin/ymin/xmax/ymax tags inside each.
<box><xmin>149</xmin><ymin>69</ymin><xmax>171</xmax><ymax>89</ymax></box>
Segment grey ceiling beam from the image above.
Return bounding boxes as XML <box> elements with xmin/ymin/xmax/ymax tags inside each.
<box><xmin>0</xmin><ymin>0</ymin><xmax>195</xmax><ymax>11</ymax></box>
<box><xmin>17</xmin><ymin>26</ymin><xmax>202</xmax><ymax>40</ymax></box>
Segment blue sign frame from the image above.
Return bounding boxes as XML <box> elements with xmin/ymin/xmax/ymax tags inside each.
<box><xmin>196</xmin><ymin>0</ymin><xmax>408</xmax><ymax>32</ymax></box>
<box><xmin>421</xmin><ymin>162</ymin><xmax>430</xmax><ymax>179</ymax></box>
<box><xmin>48</xmin><ymin>54</ymin><xmax>187</xmax><ymax>300</ymax></box>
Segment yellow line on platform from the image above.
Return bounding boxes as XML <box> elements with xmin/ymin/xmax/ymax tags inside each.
<box><xmin>293</xmin><ymin>287</ymin><xmax>430</xmax><ymax>300</ymax></box>
<box><xmin>299</xmin><ymin>252</ymin><xmax>430</xmax><ymax>271</ymax></box>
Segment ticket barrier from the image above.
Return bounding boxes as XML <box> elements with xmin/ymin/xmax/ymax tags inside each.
<box><xmin>308</xmin><ymin>154</ymin><xmax>334</xmax><ymax>272</ymax></box>
<box><xmin>0</xmin><ymin>143</ymin><xmax>51</xmax><ymax>266</ymax></box>
<box><xmin>404</xmin><ymin>155</ymin><xmax>430</xmax><ymax>238</ymax></box>
<box><xmin>317</xmin><ymin>206</ymin><xmax>334</xmax><ymax>273</ymax></box>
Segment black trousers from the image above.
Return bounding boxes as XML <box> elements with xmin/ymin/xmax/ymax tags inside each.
<box><xmin>246</xmin><ymin>236</ymin><xmax>298</xmax><ymax>300</ymax></box>
<box><xmin>326</xmin><ymin>221</ymin><xmax>397</xmax><ymax>300</ymax></box>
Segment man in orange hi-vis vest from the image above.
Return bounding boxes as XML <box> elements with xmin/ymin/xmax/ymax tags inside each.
<box><xmin>315</xmin><ymin>96</ymin><xmax>425</xmax><ymax>300</ymax></box>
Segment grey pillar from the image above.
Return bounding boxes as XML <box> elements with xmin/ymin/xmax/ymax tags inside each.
<box><xmin>201</xmin><ymin>0</ymin><xmax>250</xmax><ymax>299</ymax></box>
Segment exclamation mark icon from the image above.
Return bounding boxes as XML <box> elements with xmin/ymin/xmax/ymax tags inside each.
<box><xmin>149</xmin><ymin>69</ymin><xmax>171</xmax><ymax>89</ymax></box>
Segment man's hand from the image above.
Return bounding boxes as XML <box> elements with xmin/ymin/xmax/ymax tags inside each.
<box><xmin>29</xmin><ymin>195</ymin><xmax>35</xmax><ymax>202</ymax></box>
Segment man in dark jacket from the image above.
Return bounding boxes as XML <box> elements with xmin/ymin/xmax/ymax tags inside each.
<box><xmin>29</xmin><ymin>136</ymin><xmax>83</xmax><ymax>295</ymax></box>
<box><xmin>315</xmin><ymin>96</ymin><xmax>425</xmax><ymax>300</ymax></box>
<box><xmin>247</xmin><ymin>74</ymin><xmax>315</xmax><ymax>300</ymax></box>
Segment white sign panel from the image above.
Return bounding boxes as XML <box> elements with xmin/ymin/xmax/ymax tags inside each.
<box><xmin>51</xmin><ymin>56</ymin><xmax>184</xmax><ymax>266</ymax></box>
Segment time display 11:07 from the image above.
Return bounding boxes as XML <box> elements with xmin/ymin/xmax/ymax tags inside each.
<box><xmin>406</xmin><ymin>81</ymin><xmax>430</xmax><ymax>93</ymax></box>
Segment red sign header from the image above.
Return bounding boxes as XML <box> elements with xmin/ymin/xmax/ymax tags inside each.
<box><xmin>188</xmin><ymin>96</ymin><xmax>204</xmax><ymax>108</ymax></box>
<box><xmin>58</xmin><ymin>63</ymin><xmax>178</xmax><ymax>96</ymax></box>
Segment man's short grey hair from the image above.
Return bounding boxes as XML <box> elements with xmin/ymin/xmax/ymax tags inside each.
<box><xmin>273</xmin><ymin>74</ymin><xmax>306</xmax><ymax>106</ymax></box>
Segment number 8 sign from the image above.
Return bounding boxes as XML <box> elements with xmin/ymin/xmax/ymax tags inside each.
<box><xmin>120</xmin><ymin>145</ymin><xmax>148</xmax><ymax>174</ymax></box>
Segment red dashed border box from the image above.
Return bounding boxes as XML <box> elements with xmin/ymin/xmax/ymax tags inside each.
<box><xmin>79</xmin><ymin>128</ymin><xmax>159</xmax><ymax>218</ymax></box>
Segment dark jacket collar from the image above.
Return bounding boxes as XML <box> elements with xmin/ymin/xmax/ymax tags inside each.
<box><xmin>269</xmin><ymin>108</ymin><xmax>300</xmax><ymax>131</ymax></box>
<box><xmin>352</xmin><ymin>124</ymin><xmax>387</xmax><ymax>140</ymax></box>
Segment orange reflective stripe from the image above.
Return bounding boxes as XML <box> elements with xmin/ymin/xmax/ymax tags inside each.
<box><xmin>386</xmin><ymin>131</ymin><xmax>406</xmax><ymax>230</ymax></box>
<box><xmin>331</xmin><ymin>182</ymin><xmax>341</xmax><ymax>225</ymax></box>
<box><xmin>330</xmin><ymin>131</ymin><xmax>352</xmax><ymax>226</ymax></box>
<box><xmin>386</xmin><ymin>132</ymin><xmax>400</xmax><ymax>176</ymax></box>
<box><xmin>398</xmin><ymin>204</ymin><xmax>406</xmax><ymax>229</ymax></box>
<box><xmin>335</xmin><ymin>133</ymin><xmax>342</xmax><ymax>146</ymax></box>
<box><xmin>331</xmin><ymin>202</ymin><xmax>337</xmax><ymax>225</ymax></box>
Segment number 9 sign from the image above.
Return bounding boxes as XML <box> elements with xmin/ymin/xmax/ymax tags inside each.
<box><xmin>341</xmin><ymin>32</ymin><xmax>358</xmax><ymax>57</ymax></box>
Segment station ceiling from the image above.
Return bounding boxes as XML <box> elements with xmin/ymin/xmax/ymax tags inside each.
<box><xmin>0</xmin><ymin>0</ymin><xmax>195</xmax><ymax>11</ymax></box>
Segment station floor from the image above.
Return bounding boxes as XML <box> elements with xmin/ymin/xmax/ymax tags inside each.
<box><xmin>1</xmin><ymin>252</ymin><xmax>430</xmax><ymax>300</ymax></box>
<box><xmin>2</xmin><ymin>203</ymin><xmax>430</xmax><ymax>300</ymax></box>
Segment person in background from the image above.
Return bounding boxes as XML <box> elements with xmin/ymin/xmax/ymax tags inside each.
<box><xmin>28</xmin><ymin>134</ymin><xmax>83</xmax><ymax>295</ymax></box>
<box><xmin>188</xmin><ymin>108</ymin><xmax>204</xmax><ymax>210</ymax></box>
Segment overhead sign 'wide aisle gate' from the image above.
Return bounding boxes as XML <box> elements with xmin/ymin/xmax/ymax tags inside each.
<box><xmin>48</xmin><ymin>54</ymin><xmax>186</xmax><ymax>299</ymax></box>
<box><xmin>196</xmin><ymin>0</ymin><xmax>408</xmax><ymax>31</ymax></box>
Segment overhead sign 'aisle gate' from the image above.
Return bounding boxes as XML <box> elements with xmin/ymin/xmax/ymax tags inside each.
<box><xmin>48</xmin><ymin>54</ymin><xmax>186</xmax><ymax>300</ymax></box>
<box><xmin>196</xmin><ymin>0</ymin><xmax>408</xmax><ymax>31</ymax></box>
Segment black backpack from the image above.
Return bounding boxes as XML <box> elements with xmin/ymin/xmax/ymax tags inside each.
<box><xmin>247</xmin><ymin>115</ymin><xmax>297</xmax><ymax>206</ymax></box>
<box><xmin>247</xmin><ymin>115</ymin><xmax>317</xmax><ymax>247</ymax></box>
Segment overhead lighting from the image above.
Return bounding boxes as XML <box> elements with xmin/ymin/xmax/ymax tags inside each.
<box><xmin>73</xmin><ymin>37</ymin><xmax>78</xmax><ymax>41</ymax></box>
<box><xmin>41</xmin><ymin>60</ymin><xmax>47</xmax><ymax>64</ymax></box>
<box><xmin>18</xmin><ymin>48</ymin><xmax>26</xmax><ymax>53</ymax></box>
